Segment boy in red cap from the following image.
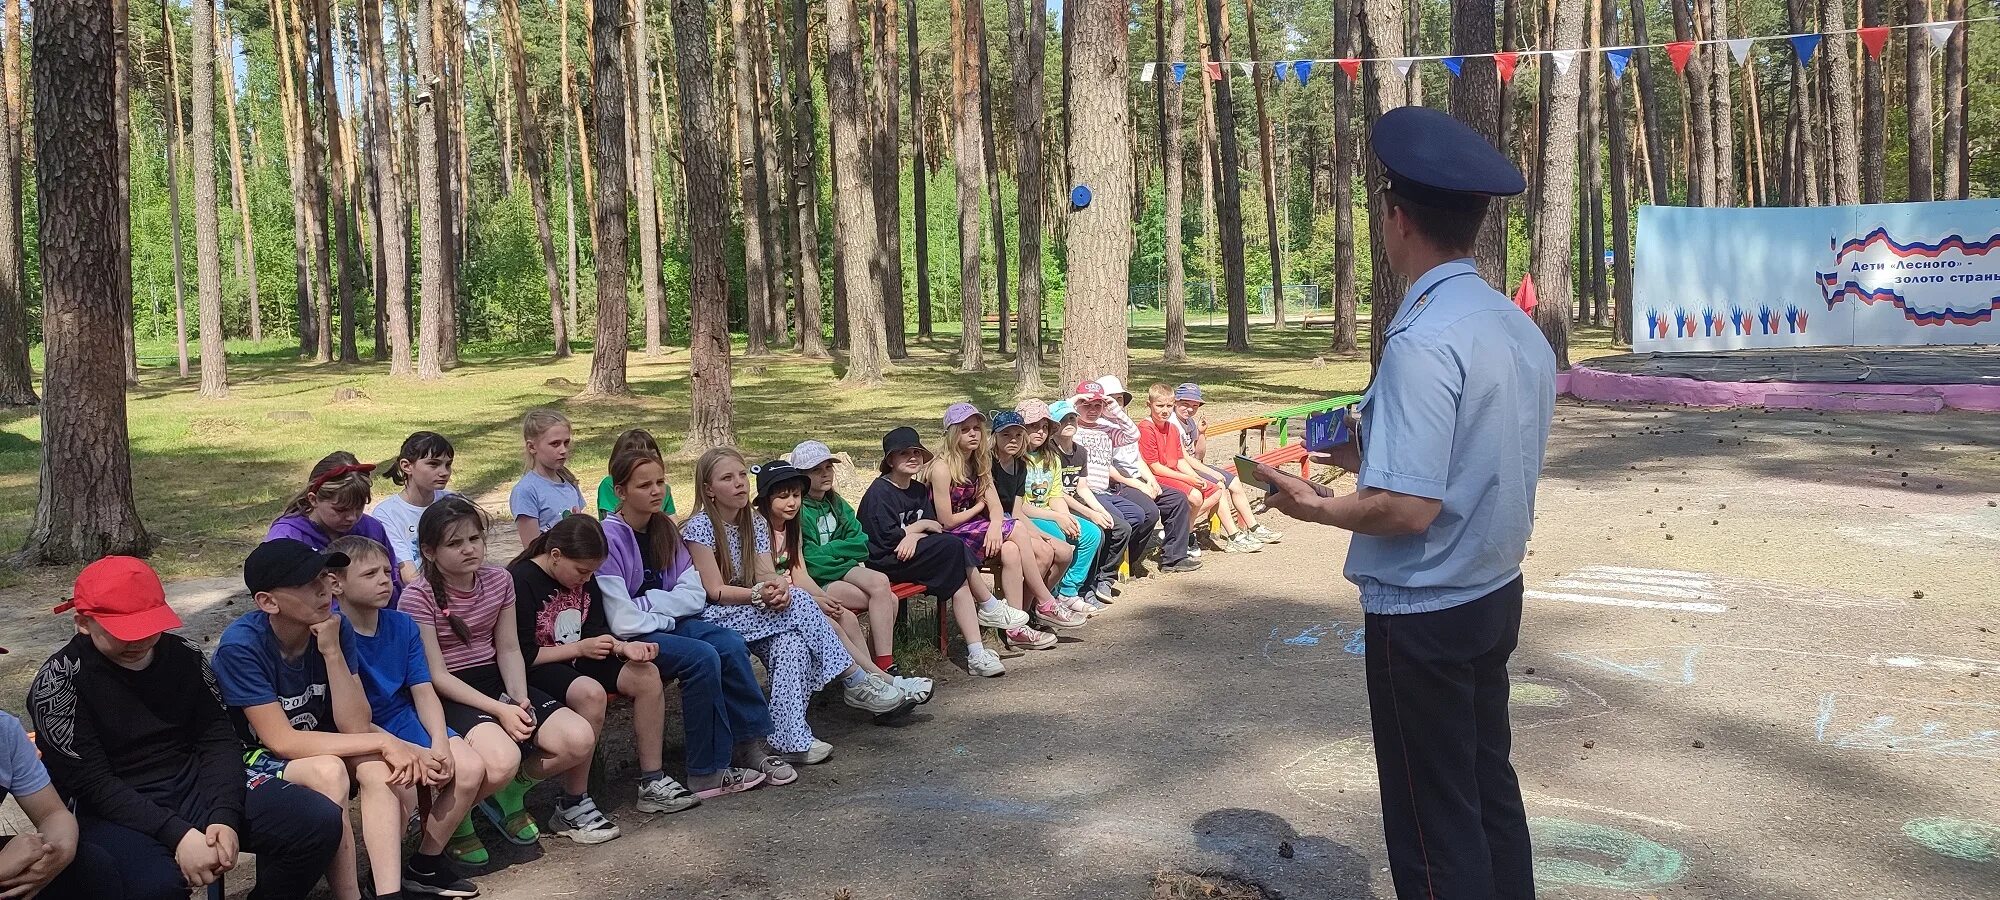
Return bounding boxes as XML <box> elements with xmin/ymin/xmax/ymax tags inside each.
<box><xmin>28</xmin><ymin>556</ymin><xmax>344</xmax><ymax>900</ymax></box>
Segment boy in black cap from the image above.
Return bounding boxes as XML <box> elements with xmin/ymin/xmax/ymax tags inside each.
<box><xmin>1261</xmin><ymin>105</ymin><xmax>1549</xmax><ymax>900</ymax></box>
<box><xmin>214</xmin><ymin>539</ymin><xmax>460</xmax><ymax>900</ymax></box>
<box><xmin>28</xmin><ymin>555</ymin><xmax>345</xmax><ymax>899</ymax></box>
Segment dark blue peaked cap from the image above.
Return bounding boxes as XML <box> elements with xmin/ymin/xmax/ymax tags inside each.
<box><xmin>1370</xmin><ymin>106</ymin><xmax>1525</xmax><ymax>211</ymax></box>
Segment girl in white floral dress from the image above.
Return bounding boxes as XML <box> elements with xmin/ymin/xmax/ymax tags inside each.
<box><xmin>681</xmin><ymin>448</ymin><xmax>916</xmax><ymax>765</ymax></box>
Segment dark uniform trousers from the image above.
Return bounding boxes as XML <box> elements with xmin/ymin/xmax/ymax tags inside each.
<box><xmin>1364</xmin><ymin>576</ymin><xmax>1534</xmax><ymax>900</ymax></box>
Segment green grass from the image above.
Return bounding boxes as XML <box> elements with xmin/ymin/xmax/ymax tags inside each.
<box><xmin>0</xmin><ymin>321</ymin><xmax>1621</xmax><ymax>589</ymax></box>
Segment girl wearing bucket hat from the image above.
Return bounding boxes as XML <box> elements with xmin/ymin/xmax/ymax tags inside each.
<box><xmin>858</xmin><ymin>427</ymin><xmax>1026</xmax><ymax>677</ymax></box>
<box><xmin>931</xmin><ymin>404</ymin><xmax>1061</xmax><ymax>651</ymax></box>
<box><xmin>992</xmin><ymin>407</ymin><xmax>1090</xmax><ymax>628</ymax></box>
<box><xmin>755</xmin><ymin>460</ymin><xmax>934</xmax><ymax>704</ymax></box>
<box><xmin>1017</xmin><ymin>401</ymin><xmax>1108</xmax><ymax>617</ymax></box>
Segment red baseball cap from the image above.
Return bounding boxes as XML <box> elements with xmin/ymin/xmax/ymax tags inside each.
<box><xmin>55</xmin><ymin>557</ymin><xmax>183</xmax><ymax>642</ymax></box>
<box><xmin>1074</xmin><ymin>381</ymin><xmax>1108</xmax><ymax>402</ymax></box>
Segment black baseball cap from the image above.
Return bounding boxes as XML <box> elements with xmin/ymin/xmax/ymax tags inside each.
<box><xmin>245</xmin><ymin>539</ymin><xmax>350</xmax><ymax>595</ymax></box>
<box><xmin>879</xmin><ymin>427</ymin><xmax>932</xmax><ymax>473</ymax></box>
<box><xmin>753</xmin><ymin>460</ymin><xmax>810</xmax><ymax>502</ymax></box>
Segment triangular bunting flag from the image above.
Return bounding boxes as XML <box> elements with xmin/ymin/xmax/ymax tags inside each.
<box><xmin>1141</xmin><ymin>62</ymin><xmax>1156</xmax><ymax>82</ymax></box>
<box><xmin>1550</xmin><ymin>50</ymin><xmax>1576</xmax><ymax>77</ymax></box>
<box><xmin>1513</xmin><ymin>274</ymin><xmax>1539</xmax><ymax>316</ymax></box>
<box><xmin>1606</xmin><ymin>48</ymin><xmax>1631</xmax><ymax>81</ymax></box>
<box><xmin>1857</xmin><ymin>25</ymin><xmax>1889</xmax><ymax>59</ymax></box>
<box><xmin>1338</xmin><ymin>58</ymin><xmax>1362</xmax><ymax>81</ymax></box>
<box><xmin>1494</xmin><ymin>51</ymin><xmax>1519</xmax><ymax>84</ymax></box>
<box><xmin>1441</xmin><ymin>56</ymin><xmax>1464</xmax><ymax>77</ymax></box>
<box><xmin>1790</xmin><ymin>34</ymin><xmax>1821</xmax><ymax>65</ymax></box>
<box><xmin>1172</xmin><ymin>62</ymin><xmax>1188</xmax><ymax>83</ymax></box>
<box><xmin>1726</xmin><ymin>38</ymin><xmax>1753</xmax><ymax>66</ymax></box>
<box><xmin>1205</xmin><ymin>61</ymin><xmax>1222</xmax><ymax>81</ymax></box>
<box><xmin>1928</xmin><ymin>21</ymin><xmax>1957</xmax><ymax>50</ymax></box>
<box><xmin>1293</xmin><ymin>60</ymin><xmax>1314</xmax><ymax>85</ymax></box>
<box><xmin>1392</xmin><ymin>58</ymin><xmax>1414</xmax><ymax>78</ymax></box>
<box><xmin>1272</xmin><ymin>61</ymin><xmax>1287</xmax><ymax>82</ymax></box>
<box><xmin>1237</xmin><ymin>61</ymin><xmax>1253</xmax><ymax>77</ymax></box>
<box><xmin>1665</xmin><ymin>41</ymin><xmax>1696</xmax><ymax>74</ymax></box>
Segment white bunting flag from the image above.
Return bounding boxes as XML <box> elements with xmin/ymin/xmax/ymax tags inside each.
<box><xmin>1140</xmin><ymin>62</ymin><xmax>1157</xmax><ymax>82</ymax></box>
<box><xmin>1237</xmin><ymin>62</ymin><xmax>1253</xmax><ymax>77</ymax></box>
<box><xmin>1392</xmin><ymin>58</ymin><xmax>1414</xmax><ymax>78</ymax></box>
<box><xmin>1727</xmin><ymin>38</ymin><xmax>1754</xmax><ymax>66</ymax></box>
<box><xmin>1549</xmin><ymin>50</ymin><xmax>1577</xmax><ymax>77</ymax></box>
<box><xmin>1928</xmin><ymin>21</ymin><xmax>1958</xmax><ymax>51</ymax></box>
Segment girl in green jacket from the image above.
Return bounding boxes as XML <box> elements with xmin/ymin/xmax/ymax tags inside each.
<box><xmin>792</xmin><ymin>441</ymin><xmax>906</xmax><ymax>674</ymax></box>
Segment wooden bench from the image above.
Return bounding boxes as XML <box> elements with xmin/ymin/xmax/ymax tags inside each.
<box><xmin>1201</xmin><ymin>414</ymin><xmax>1279</xmax><ymax>456</ymax></box>
<box><xmin>890</xmin><ymin>581</ymin><xmax>951</xmax><ymax>657</ymax></box>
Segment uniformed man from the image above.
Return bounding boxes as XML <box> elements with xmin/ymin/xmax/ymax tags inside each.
<box><xmin>1259</xmin><ymin>105</ymin><xmax>1555</xmax><ymax>900</ymax></box>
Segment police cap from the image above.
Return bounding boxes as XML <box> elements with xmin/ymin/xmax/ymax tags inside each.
<box><xmin>1370</xmin><ymin>105</ymin><xmax>1526</xmax><ymax>211</ymax></box>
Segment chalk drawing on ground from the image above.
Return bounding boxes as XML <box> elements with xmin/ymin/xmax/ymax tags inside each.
<box><xmin>1902</xmin><ymin>817</ymin><xmax>2000</xmax><ymax>863</ymax></box>
<box><xmin>1527</xmin><ymin>565</ymin><xmax>1906</xmax><ymax>614</ymax></box>
<box><xmin>1814</xmin><ymin>694</ymin><xmax>2000</xmax><ymax>760</ymax></box>
<box><xmin>1530</xmin><ymin>816</ymin><xmax>1687</xmax><ymax>893</ymax></box>
<box><xmin>1553</xmin><ymin>645</ymin><xmax>2000</xmax><ymax>687</ymax></box>
<box><xmin>1521</xmin><ymin>793</ymin><xmax>1692</xmax><ymax>832</ymax></box>
<box><xmin>1261</xmin><ymin>622</ymin><xmax>1366</xmax><ymax>668</ymax></box>
<box><xmin>1278</xmin><ymin>739</ymin><xmax>1378</xmax><ymax>810</ymax></box>
<box><xmin>1557</xmin><ymin>647</ymin><xmax>1703</xmax><ymax>686</ymax></box>
<box><xmin>1838</xmin><ymin>510</ymin><xmax>2000</xmax><ymax>557</ymax></box>
<box><xmin>1511</xmin><ymin>674</ymin><xmax>1614</xmax><ymax>731</ymax></box>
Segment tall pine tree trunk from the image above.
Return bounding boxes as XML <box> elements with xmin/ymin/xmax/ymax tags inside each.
<box><xmin>1058</xmin><ymin>0</ymin><xmax>1132</xmax><ymax>387</ymax></box>
<box><xmin>1859</xmin><ymin>0</ymin><xmax>1885</xmax><ymax>203</ymax></box>
<box><xmin>788</xmin><ymin>0</ymin><xmax>829</xmax><ymax>357</ymax></box>
<box><xmin>17</xmin><ymin>0</ymin><xmax>152</xmax><ymax>563</ymax></box>
<box><xmin>500</xmin><ymin>0</ymin><xmax>568</xmax><ymax>357</ymax></box>
<box><xmin>586</xmin><ymin>0</ymin><xmax>631</xmax><ymax>394</ymax></box>
<box><xmin>630</xmin><ymin>0</ymin><xmax>666</xmax><ymax>353</ymax></box>
<box><xmin>1244</xmin><ymin>0</ymin><xmax>1283</xmax><ymax>332</ymax></box>
<box><xmin>830</xmin><ymin>0</ymin><xmax>888</xmax><ymax>382</ymax></box>
<box><xmin>1208</xmin><ymin>0</ymin><xmax>1248</xmax><ymax>352</ymax></box>
<box><xmin>285</xmin><ymin>0</ymin><xmax>333</xmax><ymax>362</ymax></box>
<box><xmin>164</xmin><ymin>1</ymin><xmax>191</xmax><ymax>378</ymax></box>
<box><xmin>192</xmin><ymin>0</ymin><xmax>227</xmax><ymax>396</ymax></box>
<box><xmin>315</xmin><ymin>0</ymin><xmax>360</xmax><ymax>362</ymax></box>
<box><xmin>1704</xmin><ymin>0</ymin><xmax>1735</xmax><ymax>206</ymax></box>
<box><xmin>0</xmin><ymin>0</ymin><xmax>32</xmax><ymax>404</ymax></box>
<box><xmin>1903</xmin><ymin>0</ymin><xmax>1932</xmax><ymax>201</ymax></box>
<box><xmin>908</xmin><ymin>0</ymin><xmax>933</xmax><ymax>340</ymax></box>
<box><xmin>1817</xmin><ymin>0</ymin><xmax>1858</xmax><ymax>204</ymax></box>
<box><xmin>670</xmin><ymin>0</ymin><xmax>737</xmax><ymax>446</ymax></box>
<box><xmin>950</xmin><ymin>0</ymin><xmax>986</xmax><ymax>371</ymax></box>
<box><xmin>1160</xmin><ymin>0</ymin><xmax>1189</xmax><ymax>362</ymax></box>
<box><xmin>1331</xmin><ymin>0</ymin><xmax>1358</xmax><ymax>354</ymax></box>
<box><xmin>1669</xmin><ymin>0</ymin><xmax>1713</xmax><ymax>205</ymax></box>
<box><xmin>1627</xmin><ymin>0</ymin><xmax>1670</xmax><ymax>204</ymax></box>
<box><xmin>1940</xmin><ymin>0</ymin><xmax>1967</xmax><ymax>200</ymax></box>
<box><xmin>975</xmin><ymin>6</ymin><xmax>1009</xmax><ymax>357</ymax></box>
<box><xmin>1010</xmin><ymin>0</ymin><xmax>1048</xmax><ymax>392</ymax></box>
<box><xmin>1580</xmin><ymin>0</ymin><xmax>1605</xmax><ymax>327</ymax></box>
<box><xmin>215</xmin><ymin>9</ymin><xmax>261</xmax><ymax>345</ymax></box>
<box><xmin>1604</xmin><ymin>0</ymin><xmax>1632</xmax><ymax>345</ymax></box>
<box><xmin>1359</xmin><ymin>0</ymin><xmax>1410</xmax><ymax>368</ymax></box>
<box><xmin>360</xmin><ymin>0</ymin><xmax>410</xmax><ymax>373</ymax></box>
<box><xmin>731</xmin><ymin>0</ymin><xmax>773</xmax><ymax>355</ymax></box>
<box><xmin>413</xmin><ymin>0</ymin><xmax>448</xmax><ymax>378</ymax></box>
<box><xmin>872</xmin><ymin>0</ymin><xmax>907</xmax><ymax>358</ymax></box>
<box><xmin>753</xmin><ymin>1</ymin><xmax>791</xmax><ymax>346</ymax></box>
<box><xmin>1529</xmin><ymin>0</ymin><xmax>1583</xmax><ymax>368</ymax></box>
<box><xmin>1452</xmin><ymin>0</ymin><xmax>1504</xmax><ymax>284</ymax></box>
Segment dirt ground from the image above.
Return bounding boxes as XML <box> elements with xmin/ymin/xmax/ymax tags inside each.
<box><xmin>5</xmin><ymin>400</ymin><xmax>1998</xmax><ymax>899</ymax></box>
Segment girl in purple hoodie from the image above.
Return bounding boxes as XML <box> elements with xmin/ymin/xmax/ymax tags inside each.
<box><xmin>266</xmin><ymin>450</ymin><xmax>404</xmax><ymax>596</ymax></box>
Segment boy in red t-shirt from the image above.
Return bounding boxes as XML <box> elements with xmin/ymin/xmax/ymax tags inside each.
<box><xmin>1137</xmin><ymin>383</ymin><xmax>1265</xmax><ymax>553</ymax></box>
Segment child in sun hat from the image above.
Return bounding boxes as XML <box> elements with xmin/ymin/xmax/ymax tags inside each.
<box><xmin>931</xmin><ymin>403</ymin><xmax>1061</xmax><ymax>651</ymax></box>
<box><xmin>1166</xmin><ymin>382</ymin><xmax>1282</xmax><ymax>548</ymax></box>
<box><xmin>1011</xmin><ymin>399</ymin><xmax>1104</xmax><ymax>620</ymax></box>
<box><xmin>858</xmin><ymin>426</ymin><xmax>1025</xmax><ymax>678</ymax></box>
<box><xmin>1139</xmin><ymin>382</ymin><xmax>1266</xmax><ymax>554</ymax></box>
<box><xmin>1171</xmin><ymin>383</ymin><xmax>1209</xmax><ymax>457</ymax></box>
<box><xmin>1048</xmin><ymin>397</ymin><xmax>1133</xmax><ymax>603</ymax></box>
<box><xmin>792</xmin><ymin>439</ymin><xmax>909</xmax><ymax>673</ymax></box>
<box><xmin>989</xmin><ymin>408</ymin><xmax>1086</xmax><ymax>630</ymax></box>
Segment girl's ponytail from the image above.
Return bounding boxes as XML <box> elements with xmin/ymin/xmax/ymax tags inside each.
<box><xmin>416</xmin><ymin>495</ymin><xmax>487</xmax><ymax>643</ymax></box>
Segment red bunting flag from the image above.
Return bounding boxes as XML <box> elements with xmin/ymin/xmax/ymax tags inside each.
<box><xmin>1337</xmin><ymin>58</ymin><xmax>1362</xmax><ymax>81</ymax></box>
<box><xmin>1204</xmin><ymin>61</ymin><xmax>1222</xmax><ymax>81</ymax></box>
<box><xmin>1494</xmin><ymin>51</ymin><xmax>1519</xmax><ymax>84</ymax></box>
<box><xmin>1857</xmin><ymin>25</ymin><xmax>1889</xmax><ymax>59</ymax></box>
<box><xmin>1665</xmin><ymin>41</ymin><xmax>1696</xmax><ymax>74</ymax></box>
<box><xmin>1513</xmin><ymin>274</ymin><xmax>1539</xmax><ymax>316</ymax></box>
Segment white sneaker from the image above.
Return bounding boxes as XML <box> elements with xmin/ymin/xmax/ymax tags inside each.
<box><xmin>552</xmin><ymin>795</ymin><xmax>621</xmax><ymax>845</ymax></box>
<box><xmin>977</xmin><ymin>601</ymin><xmax>1031</xmax><ymax>629</ymax></box>
<box><xmin>842</xmin><ymin>675</ymin><xmax>912</xmax><ymax>714</ymax></box>
<box><xmin>1187</xmin><ymin>543</ymin><xmax>1204</xmax><ymax>559</ymax></box>
<box><xmin>777</xmin><ymin>739</ymin><xmax>835</xmax><ymax>766</ymax></box>
<box><xmin>1250</xmin><ymin>525</ymin><xmax>1283</xmax><ymax>543</ymax></box>
<box><xmin>891</xmin><ymin>674</ymin><xmax>934</xmax><ymax>703</ymax></box>
<box><xmin>966</xmin><ymin>647</ymin><xmax>1007</xmax><ymax>677</ymax></box>
<box><xmin>636</xmin><ymin>775</ymin><xmax>700</xmax><ymax>814</ymax></box>
<box><xmin>1063</xmin><ymin>596</ymin><xmax>1101</xmax><ymax>619</ymax></box>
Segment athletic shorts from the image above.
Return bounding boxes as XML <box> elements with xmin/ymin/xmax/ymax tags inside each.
<box><xmin>1199</xmin><ymin>469</ymin><xmax>1237</xmax><ymax>487</ymax></box>
<box><xmin>440</xmin><ymin>663</ymin><xmax>566</xmax><ymax>739</ymax></box>
<box><xmin>528</xmin><ymin>656</ymin><xmax>623</xmax><ymax>700</ymax></box>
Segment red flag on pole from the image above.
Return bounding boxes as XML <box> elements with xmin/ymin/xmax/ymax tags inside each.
<box><xmin>1513</xmin><ymin>274</ymin><xmax>1539</xmax><ymax>316</ymax></box>
<box><xmin>1494</xmin><ymin>51</ymin><xmax>1519</xmax><ymax>84</ymax></box>
<box><xmin>1337</xmin><ymin>58</ymin><xmax>1362</xmax><ymax>81</ymax></box>
<box><xmin>1666</xmin><ymin>41</ymin><xmax>1696</xmax><ymax>74</ymax></box>
<box><xmin>1857</xmin><ymin>26</ymin><xmax>1889</xmax><ymax>59</ymax></box>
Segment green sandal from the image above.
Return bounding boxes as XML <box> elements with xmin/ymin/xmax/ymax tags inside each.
<box><xmin>476</xmin><ymin>797</ymin><xmax>542</xmax><ymax>846</ymax></box>
<box><xmin>446</xmin><ymin>818</ymin><xmax>491</xmax><ymax>866</ymax></box>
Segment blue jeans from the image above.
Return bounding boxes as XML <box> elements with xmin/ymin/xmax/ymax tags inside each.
<box><xmin>634</xmin><ymin>618</ymin><xmax>776</xmax><ymax>774</ymax></box>
<box><xmin>1028</xmin><ymin>515</ymin><xmax>1104</xmax><ymax>598</ymax></box>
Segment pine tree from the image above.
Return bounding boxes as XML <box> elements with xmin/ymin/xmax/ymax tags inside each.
<box><xmin>191</xmin><ymin>0</ymin><xmax>228</xmax><ymax>396</ymax></box>
<box><xmin>1058</xmin><ymin>0</ymin><xmax>1133</xmax><ymax>387</ymax></box>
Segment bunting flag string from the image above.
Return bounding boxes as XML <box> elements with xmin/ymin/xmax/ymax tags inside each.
<box><xmin>1136</xmin><ymin>16</ymin><xmax>1994</xmax><ymax>82</ymax></box>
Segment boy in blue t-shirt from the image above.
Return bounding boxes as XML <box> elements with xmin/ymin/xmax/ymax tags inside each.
<box><xmin>215</xmin><ymin>538</ymin><xmax>470</xmax><ymax>900</ymax></box>
<box><xmin>0</xmin><ymin>709</ymin><xmax>103</xmax><ymax>899</ymax></box>
<box><xmin>332</xmin><ymin>535</ymin><xmax>505</xmax><ymax>872</ymax></box>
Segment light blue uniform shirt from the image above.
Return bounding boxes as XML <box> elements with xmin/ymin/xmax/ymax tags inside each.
<box><xmin>1343</xmin><ymin>259</ymin><xmax>1556</xmax><ymax>615</ymax></box>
